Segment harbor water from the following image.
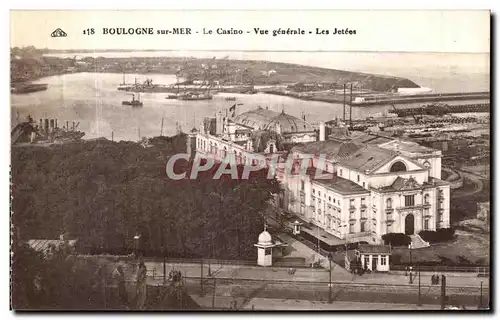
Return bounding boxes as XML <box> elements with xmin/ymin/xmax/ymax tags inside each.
<box><xmin>12</xmin><ymin>52</ymin><xmax>490</xmax><ymax>142</ymax></box>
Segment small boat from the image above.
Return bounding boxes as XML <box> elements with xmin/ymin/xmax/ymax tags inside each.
<box><xmin>122</xmin><ymin>93</ymin><xmax>143</xmax><ymax>107</ymax></box>
<box><xmin>225</xmin><ymin>97</ymin><xmax>236</xmax><ymax>101</ymax></box>
<box><xmin>117</xmin><ymin>73</ymin><xmax>131</xmax><ymax>91</ymax></box>
<box><xmin>166</xmin><ymin>94</ymin><xmax>178</xmax><ymax>99</ymax></box>
<box><xmin>11</xmin><ymin>83</ymin><xmax>48</xmax><ymax>94</ymax></box>
<box><xmin>177</xmin><ymin>92</ymin><xmax>213</xmax><ymax>101</ymax></box>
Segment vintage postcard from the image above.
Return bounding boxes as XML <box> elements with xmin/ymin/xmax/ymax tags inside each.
<box><xmin>10</xmin><ymin>10</ymin><xmax>490</xmax><ymax>311</ymax></box>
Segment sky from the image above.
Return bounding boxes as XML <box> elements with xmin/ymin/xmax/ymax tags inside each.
<box><xmin>10</xmin><ymin>10</ymin><xmax>490</xmax><ymax>53</ymax></box>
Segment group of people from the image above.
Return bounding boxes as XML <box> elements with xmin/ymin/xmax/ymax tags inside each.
<box><xmin>431</xmin><ymin>274</ymin><xmax>441</xmax><ymax>285</ymax></box>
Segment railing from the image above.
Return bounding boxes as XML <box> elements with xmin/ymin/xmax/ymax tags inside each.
<box><xmin>142</xmin><ymin>256</ymin><xmax>255</xmax><ymax>266</ymax></box>
<box><xmin>392</xmin><ymin>264</ymin><xmax>490</xmax><ymax>275</ymax></box>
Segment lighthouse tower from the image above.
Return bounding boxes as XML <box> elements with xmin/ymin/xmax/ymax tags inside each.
<box><xmin>254</xmin><ymin>225</ymin><xmax>275</xmax><ymax>267</ymax></box>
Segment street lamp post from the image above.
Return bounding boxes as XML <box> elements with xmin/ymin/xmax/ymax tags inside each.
<box><xmin>133</xmin><ymin>234</ymin><xmax>141</xmax><ymax>259</ymax></box>
<box><xmin>328</xmin><ymin>252</ymin><xmax>333</xmax><ymax>303</ymax></box>
<box><xmin>409</xmin><ymin>242</ymin><xmax>413</xmax><ymax>284</ymax></box>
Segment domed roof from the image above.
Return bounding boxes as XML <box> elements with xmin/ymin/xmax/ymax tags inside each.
<box><xmin>264</xmin><ymin>111</ymin><xmax>314</xmax><ymax>133</ymax></box>
<box><xmin>233</xmin><ymin>107</ymin><xmax>313</xmax><ymax>133</ymax></box>
<box><xmin>258</xmin><ymin>230</ymin><xmax>272</xmax><ymax>244</ymax></box>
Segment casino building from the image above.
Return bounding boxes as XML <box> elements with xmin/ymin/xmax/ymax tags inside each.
<box><xmin>189</xmin><ymin>106</ymin><xmax>450</xmax><ymax>244</ymax></box>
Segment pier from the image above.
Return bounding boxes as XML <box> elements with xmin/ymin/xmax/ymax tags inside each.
<box><xmin>350</xmin><ymin>92</ymin><xmax>490</xmax><ymax>106</ymax></box>
<box><xmin>392</xmin><ymin>103</ymin><xmax>490</xmax><ymax>117</ymax></box>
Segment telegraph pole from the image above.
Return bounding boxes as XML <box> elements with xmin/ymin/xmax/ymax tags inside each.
<box><xmin>200</xmin><ymin>260</ymin><xmax>204</xmax><ymax>297</ymax></box>
<box><xmin>349</xmin><ymin>84</ymin><xmax>353</xmax><ymax>127</ymax></box>
<box><xmin>343</xmin><ymin>84</ymin><xmax>346</xmax><ymax>122</ymax></box>
<box><xmin>417</xmin><ymin>264</ymin><xmax>422</xmax><ymax>306</ymax></box>
<box><xmin>441</xmin><ymin>274</ymin><xmax>447</xmax><ymax>309</ymax></box>
<box><xmin>479</xmin><ymin>281</ymin><xmax>483</xmax><ymax>309</ymax></box>
<box><xmin>212</xmin><ymin>278</ymin><xmax>217</xmax><ymax>309</ymax></box>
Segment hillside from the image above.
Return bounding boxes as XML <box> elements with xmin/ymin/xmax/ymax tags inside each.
<box><xmin>11</xmin><ymin>47</ymin><xmax>420</xmax><ymax>91</ymax></box>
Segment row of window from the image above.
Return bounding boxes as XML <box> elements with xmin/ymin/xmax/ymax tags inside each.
<box><xmin>363</xmin><ymin>255</ymin><xmax>387</xmax><ymax>266</ymax></box>
<box><xmin>385</xmin><ymin>193</ymin><xmax>433</xmax><ymax>209</ymax></box>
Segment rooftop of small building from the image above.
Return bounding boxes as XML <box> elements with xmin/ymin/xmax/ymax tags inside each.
<box><xmin>358</xmin><ymin>244</ymin><xmax>392</xmax><ymax>255</ymax></box>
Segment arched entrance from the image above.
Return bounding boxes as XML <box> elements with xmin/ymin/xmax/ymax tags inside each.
<box><xmin>405</xmin><ymin>214</ymin><xmax>415</xmax><ymax>235</ymax></box>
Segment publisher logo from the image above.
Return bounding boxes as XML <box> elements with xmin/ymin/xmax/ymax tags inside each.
<box><xmin>51</xmin><ymin>28</ymin><xmax>67</xmax><ymax>38</ymax></box>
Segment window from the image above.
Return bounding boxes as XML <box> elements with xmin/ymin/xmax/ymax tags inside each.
<box><xmin>424</xmin><ymin>219</ymin><xmax>429</xmax><ymax>230</ymax></box>
<box><xmin>361</xmin><ymin>210</ymin><xmax>366</xmax><ymax>218</ymax></box>
<box><xmin>340</xmin><ymin>169</ymin><xmax>343</xmax><ymax>176</ymax></box>
<box><xmin>361</xmin><ymin>198</ymin><xmax>366</xmax><ymax>206</ymax></box>
<box><xmin>363</xmin><ymin>182</ymin><xmax>366</xmax><ymax>188</ymax></box>
<box><xmin>357</xmin><ymin>174</ymin><xmax>360</xmax><ymax>182</ymax></box>
<box><xmin>350</xmin><ymin>199</ymin><xmax>355</xmax><ymax>207</ymax></box>
<box><xmin>349</xmin><ymin>224</ymin><xmax>354</xmax><ymax>234</ymax></box>
<box><xmin>404</xmin><ymin>195</ymin><xmax>415</xmax><ymax>207</ymax></box>
<box><xmin>390</xmin><ymin>161</ymin><xmax>407</xmax><ymax>172</ymax></box>
<box><xmin>301</xmin><ymin>180</ymin><xmax>305</xmax><ymax>191</ymax></box>
<box><xmin>318</xmin><ymin>209</ymin><xmax>322</xmax><ymax>215</ymax></box>
<box><xmin>386</xmin><ymin>198</ymin><xmax>392</xmax><ymax>209</ymax></box>
<box><xmin>364</xmin><ymin>256</ymin><xmax>369</xmax><ymax>266</ymax></box>
<box><xmin>373</xmin><ymin>220</ymin><xmax>377</xmax><ymax>229</ymax></box>
<box><xmin>424</xmin><ymin>194</ymin><xmax>430</xmax><ymax>204</ymax></box>
<box><xmin>361</xmin><ymin>221</ymin><xmax>366</xmax><ymax>232</ymax></box>
<box><xmin>381</xmin><ymin>256</ymin><xmax>387</xmax><ymax>266</ymax></box>
<box><xmin>318</xmin><ymin>191</ymin><xmax>321</xmax><ymax>197</ymax></box>
<box><xmin>312</xmin><ymin>189</ymin><xmax>315</xmax><ymax>195</ymax></box>
<box><xmin>328</xmin><ymin>196</ymin><xmax>331</xmax><ymax>202</ymax></box>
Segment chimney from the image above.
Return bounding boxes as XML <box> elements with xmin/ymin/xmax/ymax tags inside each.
<box><xmin>66</xmin><ymin>121</ymin><xmax>69</xmax><ymax>130</ymax></box>
<box><xmin>319</xmin><ymin>122</ymin><xmax>326</xmax><ymax>141</ymax></box>
<box><xmin>215</xmin><ymin>112</ymin><xmax>223</xmax><ymax>136</ymax></box>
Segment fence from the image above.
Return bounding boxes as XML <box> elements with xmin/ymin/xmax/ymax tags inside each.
<box><xmin>392</xmin><ymin>264</ymin><xmax>489</xmax><ymax>276</ymax></box>
<box><xmin>143</xmin><ymin>256</ymin><xmax>256</xmax><ymax>267</ymax></box>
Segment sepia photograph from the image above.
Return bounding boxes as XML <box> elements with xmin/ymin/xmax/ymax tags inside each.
<box><xmin>9</xmin><ymin>9</ymin><xmax>491</xmax><ymax>311</ymax></box>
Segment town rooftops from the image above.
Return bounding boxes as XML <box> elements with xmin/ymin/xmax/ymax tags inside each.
<box><xmin>336</xmin><ymin>145</ymin><xmax>398</xmax><ymax>172</ymax></box>
<box><xmin>358</xmin><ymin>244</ymin><xmax>392</xmax><ymax>255</ymax></box>
<box><xmin>292</xmin><ymin>140</ymin><xmax>400</xmax><ymax>173</ymax></box>
<box><xmin>26</xmin><ymin>239</ymin><xmax>78</xmax><ymax>256</ymax></box>
<box><xmin>313</xmin><ymin>174</ymin><xmax>369</xmax><ymax>195</ymax></box>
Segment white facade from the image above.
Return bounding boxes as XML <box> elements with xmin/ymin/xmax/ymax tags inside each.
<box><xmin>360</xmin><ymin>253</ymin><xmax>390</xmax><ymax>272</ymax></box>
<box><xmin>191</xmin><ymin>108</ymin><xmax>451</xmax><ymax>244</ymax></box>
